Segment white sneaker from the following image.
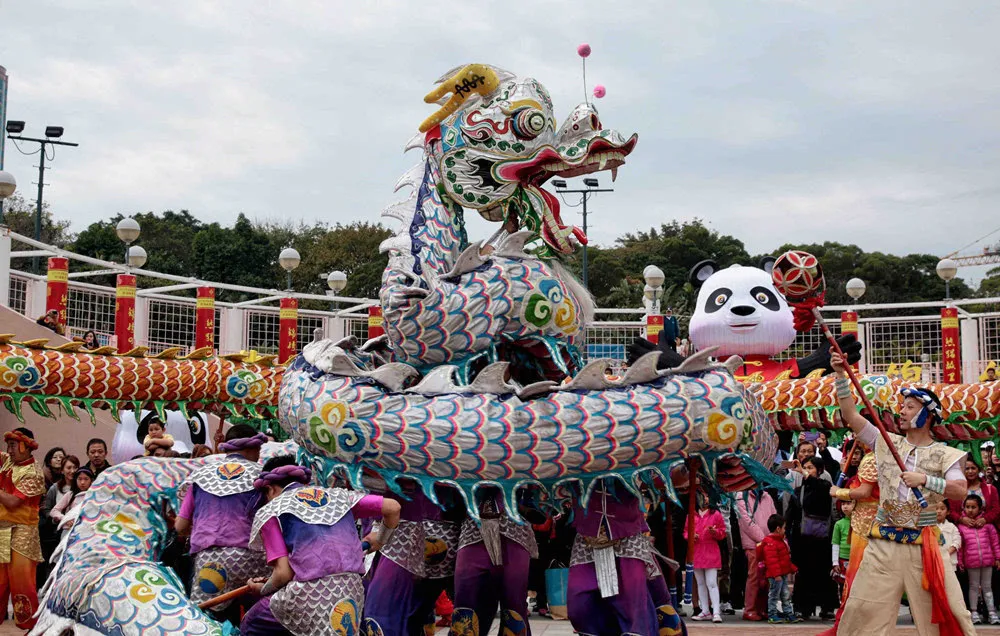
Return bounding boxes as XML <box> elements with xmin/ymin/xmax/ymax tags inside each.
<box><xmin>713</xmin><ymin>614</ymin><xmax>723</xmax><ymax>623</ymax></box>
<box><xmin>691</xmin><ymin>612</ymin><xmax>712</xmax><ymax>621</ymax></box>
<box><xmin>972</xmin><ymin>611</ymin><xmax>982</xmax><ymax>625</ymax></box>
<box><xmin>990</xmin><ymin>612</ymin><xmax>1000</xmax><ymax>625</ymax></box>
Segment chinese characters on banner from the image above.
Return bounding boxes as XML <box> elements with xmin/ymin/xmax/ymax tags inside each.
<box><xmin>941</xmin><ymin>307</ymin><xmax>961</xmax><ymax>384</ymax></box>
<box><xmin>115</xmin><ymin>274</ymin><xmax>137</xmax><ymax>353</ymax></box>
<box><xmin>195</xmin><ymin>287</ymin><xmax>215</xmax><ymax>351</ymax></box>
<box><xmin>645</xmin><ymin>314</ymin><xmax>664</xmax><ymax>345</ymax></box>
<box><xmin>45</xmin><ymin>257</ymin><xmax>69</xmax><ymax>328</ymax></box>
<box><xmin>368</xmin><ymin>305</ymin><xmax>384</xmax><ymax>340</ymax></box>
<box><xmin>279</xmin><ymin>297</ymin><xmax>298</xmax><ymax>364</ymax></box>
<box><xmin>841</xmin><ymin>311</ymin><xmax>859</xmax><ymax>369</ymax></box>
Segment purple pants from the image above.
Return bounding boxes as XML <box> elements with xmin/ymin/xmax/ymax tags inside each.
<box><xmin>567</xmin><ymin>558</ymin><xmax>658</xmax><ymax>636</ymax></box>
<box><xmin>240</xmin><ymin>596</ymin><xmax>292</xmax><ymax>636</ymax></box>
<box><xmin>364</xmin><ymin>558</ymin><xmax>449</xmax><ymax>636</ymax></box>
<box><xmin>648</xmin><ymin>573</ymin><xmax>687</xmax><ymax>636</ymax></box>
<box><xmin>450</xmin><ymin>540</ymin><xmax>530</xmax><ymax>636</ymax></box>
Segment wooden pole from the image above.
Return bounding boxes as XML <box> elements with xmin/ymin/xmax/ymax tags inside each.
<box><xmin>812</xmin><ymin>307</ymin><xmax>927</xmax><ymax>507</ymax></box>
<box><xmin>197</xmin><ymin>585</ymin><xmax>250</xmax><ymax>611</ymax></box>
<box><xmin>682</xmin><ymin>457</ymin><xmax>698</xmax><ymax>616</ymax></box>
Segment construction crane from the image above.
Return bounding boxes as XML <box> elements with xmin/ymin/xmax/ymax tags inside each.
<box><xmin>946</xmin><ymin>242</ymin><xmax>1000</xmax><ymax>266</ymax></box>
<box><xmin>945</xmin><ymin>224</ymin><xmax>1000</xmax><ymax>265</ymax></box>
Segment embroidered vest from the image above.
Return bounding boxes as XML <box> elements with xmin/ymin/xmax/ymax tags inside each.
<box><xmin>851</xmin><ymin>454</ymin><xmax>880</xmax><ymax>538</ymax></box>
<box><xmin>874</xmin><ymin>432</ymin><xmax>965</xmax><ymax>529</ymax></box>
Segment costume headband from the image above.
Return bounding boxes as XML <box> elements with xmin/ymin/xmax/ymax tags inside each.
<box><xmin>900</xmin><ymin>387</ymin><xmax>943</xmax><ymax>428</ymax></box>
<box><xmin>4</xmin><ymin>430</ymin><xmax>38</xmax><ymax>451</ymax></box>
<box><xmin>219</xmin><ymin>432</ymin><xmax>268</xmax><ymax>453</ymax></box>
<box><xmin>253</xmin><ymin>465</ymin><xmax>311</xmax><ymax>489</ymax></box>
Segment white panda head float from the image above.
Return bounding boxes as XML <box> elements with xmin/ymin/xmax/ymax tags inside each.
<box><xmin>688</xmin><ymin>258</ymin><xmax>796</xmax><ymax>358</ymax></box>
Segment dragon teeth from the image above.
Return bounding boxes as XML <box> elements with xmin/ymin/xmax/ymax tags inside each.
<box><xmin>611</xmin><ymin>166</ymin><xmax>618</xmax><ymax>182</ymax></box>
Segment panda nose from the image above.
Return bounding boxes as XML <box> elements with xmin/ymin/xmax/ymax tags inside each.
<box><xmin>730</xmin><ymin>305</ymin><xmax>755</xmax><ymax>316</ymax></box>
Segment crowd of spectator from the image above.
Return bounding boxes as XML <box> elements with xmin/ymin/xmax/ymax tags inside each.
<box><xmin>19</xmin><ymin>425</ymin><xmax>1000</xmax><ymax>625</ymax></box>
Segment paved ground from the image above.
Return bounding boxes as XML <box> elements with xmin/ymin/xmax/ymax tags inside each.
<box><xmin>3</xmin><ymin>614</ymin><xmax>999</xmax><ymax>634</ymax></box>
<box><xmin>419</xmin><ymin>612</ymin><xmax>1000</xmax><ymax>634</ymax></box>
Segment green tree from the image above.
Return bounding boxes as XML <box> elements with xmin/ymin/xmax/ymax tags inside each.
<box><xmin>771</xmin><ymin>241</ymin><xmax>974</xmax><ymax>307</ymax></box>
<box><xmin>980</xmin><ymin>266</ymin><xmax>1000</xmax><ymax>297</ymax></box>
<box><xmin>1</xmin><ymin>193</ymin><xmax>74</xmax><ymax>249</ymax></box>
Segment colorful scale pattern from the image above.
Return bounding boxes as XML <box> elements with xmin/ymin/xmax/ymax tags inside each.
<box><xmin>34</xmin><ymin>457</ymin><xmax>230</xmax><ymax>635</ymax></box>
<box><xmin>0</xmin><ymin>340</ymin><xmax>281</xmax><ymax>421</ymax></box>
<box><xmin>755</xmin><ymin>374</ymin><xmax>1000</xmax><ymax>440</ymax></box>
<box><xmin>382</xmin><ymin>255</ymin><xmax>586</xmax><ymax>369</ymax></box>
<box><xmin>280</xmin><ymin>357</ymin><xmax>773</xmax><ymax>517</ymax></box>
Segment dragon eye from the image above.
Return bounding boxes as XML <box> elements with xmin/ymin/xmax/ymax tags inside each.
<box><xmin>512</xmin><ymin>107</ymin><xmax>546</xmax><ymax>140</ymax></box>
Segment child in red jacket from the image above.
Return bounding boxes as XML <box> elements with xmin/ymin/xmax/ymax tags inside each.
<box><xmin>756</xmin><ymin>514</ymin><xmax>801</xmax><ymax>624</ymax></box>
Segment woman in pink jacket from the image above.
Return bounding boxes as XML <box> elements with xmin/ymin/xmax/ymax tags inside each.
<box><xmin>684</xmin><ymin>498</ymin><xmax>727</xmax><ymax>623</ymax></box>
<box><xmin>958</xmin><ymin>493</ymin><xmax>1000</xmax><ymax>625</ymax></box>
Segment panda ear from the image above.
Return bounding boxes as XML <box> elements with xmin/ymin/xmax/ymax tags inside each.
<box><xmin>689</xmin><ymin>260</ymin><xmax>718</xmax><ymax>288</ymax></box>
<box><xmin>759</xmin><ymin>256</ymin><xmax>777</xmax><ymax>275</ymax></box>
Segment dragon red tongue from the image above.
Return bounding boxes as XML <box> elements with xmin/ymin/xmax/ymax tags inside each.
<box><xmin>538</xmin><ymin>187</ymin><xmax>588</xmax><ymax>251</ymax></box>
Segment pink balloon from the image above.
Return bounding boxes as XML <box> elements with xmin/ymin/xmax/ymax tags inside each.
<box><xmin>593</xmin><ymin>85</ymin><xmax>606</xmax><ymax>99</ymax></box>
<box><xmin>577</xmin><ymin>43</ymin><xmax>592</xmax><ymax>58</ymax></box>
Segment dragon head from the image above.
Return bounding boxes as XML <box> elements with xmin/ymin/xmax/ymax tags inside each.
<box><xmin>420</xmin><ymin>64</ymin><xmax>638</xmax><ymax>258</ymax></box>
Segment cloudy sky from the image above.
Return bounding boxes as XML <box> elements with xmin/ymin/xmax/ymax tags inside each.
<box><xmin>3</xmin><ymin>1</ymin><xmax>999</xmax><ymax>283</ymax></box>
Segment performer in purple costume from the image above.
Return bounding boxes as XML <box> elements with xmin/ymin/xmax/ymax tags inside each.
<box><xmin>363</xmin><ymin>481</ymin><xmax>462</xmax><ymax>636</ymax></box>
<box><xmin>240</xmin><ymin>456</ymin><xmax>401</xmax><ymax>636</ymax></box>
<box><xmin>450</xmin><ymin>488</ymin><xmax>539</xmax><ymax>636</ymax></box>
<box><xmin>568</xmin><ymin>480</ymin><xmax>683</xmax><ymax>636</ymax></box>
<box><xmin>175</xmin><ymin>424</ymin><xmax>269</xmax><ymax>622</ymax></box>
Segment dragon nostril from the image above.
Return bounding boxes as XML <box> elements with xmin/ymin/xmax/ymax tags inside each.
<box><xmin>730</xmin><ymin>305</ymin><xmax>755</xmax><ymax>317</ymax></box>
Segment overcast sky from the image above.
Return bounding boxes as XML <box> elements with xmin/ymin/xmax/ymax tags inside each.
<box><xmin>3</xmin><ymin>1</ymin><xmax>999</xmax><ymax>284</ymax></box>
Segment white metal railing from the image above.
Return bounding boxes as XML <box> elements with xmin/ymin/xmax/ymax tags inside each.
<box><xmin>3</xmin><ymin>227</ymin><xmax>1000</xmax><ymax>383</ymax></box>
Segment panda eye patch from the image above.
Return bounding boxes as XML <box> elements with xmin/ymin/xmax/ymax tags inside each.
<box><xmin>704</xmin><ymin>287</ymin><xmax>732</xmax><ymax>313</ymax></box>
<box><xmin>749</xmin><ymin>286</ymin><xmax>781</xmax><ymax>311</ymax></box>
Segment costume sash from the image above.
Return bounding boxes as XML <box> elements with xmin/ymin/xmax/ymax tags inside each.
<box><xmin>920</xmin><ymin>526</ymin><xmax>963</xmax><ymax>636</ymax></box>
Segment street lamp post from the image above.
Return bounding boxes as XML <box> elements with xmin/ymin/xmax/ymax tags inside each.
<box><xmin>936</xmin><ymin>258</ymin><xmax>958</xmax><ymax>302</ymax></box>
<box><xmin>5</xmin><ymin>121</ymin><xmax>79</xmax><ymax>273</ymax></box>
<box><xmin>551</xmin><ymin>177</ymin><xmax>614</xmax><ymax>289</ymax></box>
<box><xmin>126</xmin><ymin>245</ymin><xmax>147</xmax><ymax>269</ymax></box>
<box><xmin>116</xmin><ymin>217</ymin><xmax>141</xmax><ymax>264</ymax></box>
<box><xmin>0</xmin><ymin>170</ymin><xmax>15</xmax><ymax>223</ymax></box>
<box><xmin>279</xmin><ymin>247</ymin><xmax>300</xmax><ymax>291</ymax></box>
<box><xmin>643</xmin><ymin>265</ymin><xmax>665</xmax><ymax>315</ymax></box>
<box><xmin>324</xmin><ymin>270</ymin><xmax>348</xmax><ymax>311</ymax></box>
<box><xmin>845</xmin><ymin>277</ymin><xmax>866</xmax><ymax>307</ymax></box>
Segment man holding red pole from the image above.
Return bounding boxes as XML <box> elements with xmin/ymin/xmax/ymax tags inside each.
<box><xmin>831</xmin><ymin>352</ymin><xmax>974</xmax><ymax>635</ymax></box>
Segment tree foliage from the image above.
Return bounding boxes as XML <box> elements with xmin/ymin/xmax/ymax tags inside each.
<box><xmin>1</xmin><ymin>193</ymin><xmax>75</xmax><ymax>258</ymax></box>
<box><xmin>18</xmin><ymin>207</ymin><xmax>982</xmax><ymax>312</ymax></box>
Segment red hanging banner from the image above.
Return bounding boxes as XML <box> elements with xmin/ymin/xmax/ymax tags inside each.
<box><xmin>45</xmin><ymin>257</ymin><xmax>69</xmax><ymax>331</ymax></box>
<box><xmin>941</xmin><ymin>307</ymin><xmax>961</xmax><ymax>384</ymax></box>
<box><xmin>279</xmin><ymin>297</ymin><xmax>298</xmax><ymax>364</ymax></box>
<box><xmin>840</xmin><ymin>311</ymin><xmax>858</xmax><ymax>338</ymax></box>
<box><xmin>368</xmin><ymin>305</ymin><xmax>384</xmax><ymax>340</ymax></box>
<box><xmin>115</xmin><ymin>274</ymin><xmax>137</xmax><ymax>353</ymax></box>
<box><xmin>195</xmin><ymin>286</ymin><xmax>215</xmax><ymax>351</ymax></box>
<box><xmin>646</xmin><ymin>314</ymin><xmax>663</xmax><ymax>345</ymax></box>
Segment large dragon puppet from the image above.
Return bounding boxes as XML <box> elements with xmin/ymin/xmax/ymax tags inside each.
<box><xmin>5</xmin><ymin>64</ymin><xmax>998</xmax><ymax>635</ymax></box>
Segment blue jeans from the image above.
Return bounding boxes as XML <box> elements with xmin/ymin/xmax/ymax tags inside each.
<box><xmin>767</xmin><ymin>575</ymin><xmax>794</xmax><ymax>617</ymax></box>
